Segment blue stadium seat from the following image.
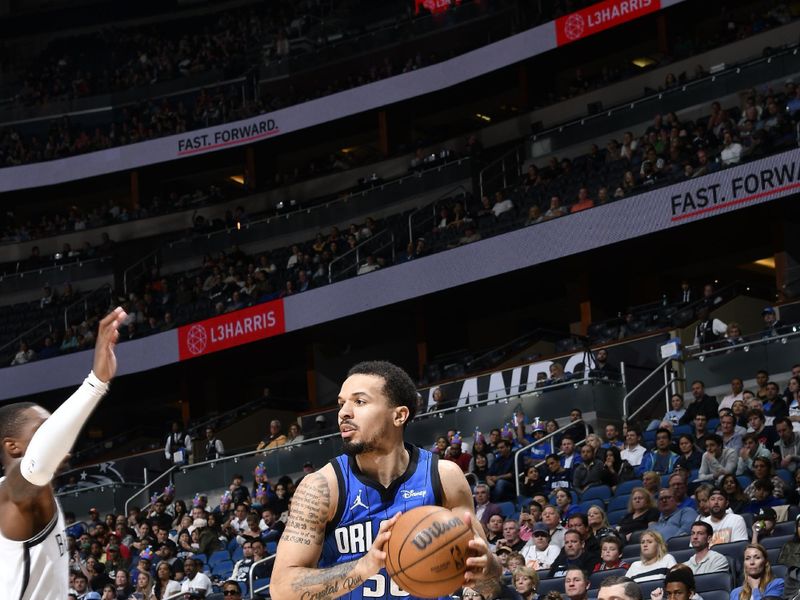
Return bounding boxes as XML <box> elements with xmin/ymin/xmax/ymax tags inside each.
<box><xmin>712</xmin><ymin>540</ymin><xmax>748</xmax><ymax>561</ymax></box>
<box><xmin>666</xmin><ymin>535</ymin><xmax>691</xmax><ymax>551</ymax></box>
<box><xmin>227</xmin><ymin>538</ymin><xmax>239</xmax><ymax>553</ymax></box>
<box><xmin>252</xmin><ymin>577</ymin><xmax>271</xmax><ymax>595</ymax></box>
<box><xmin>231</xmin><ymin>545</ymin><xmax>244</xmax><ymax>561</ymax></box>
<box><xmin>266</xmin><ymin>541</ymin><xmax>278</xmax><ymax>554</ymax></box>
<box><xmin>773</xmin><ymin>521</ymin><xmax>797</xmax><ymax>536</ymax></box>
<box><xmin>607</xmin><ymin>509</ymin><xmax>627</xmax><ymax>526</ymax></box>
<box><xmin>767</xmin><ymin>547</ymin><xmax>780</xmax><ymax>564</ymax></box>
<box><xmin>536</xmin><ymin>577</ymin><xmax>565</xmax><ymax>595</ymax></box>
<box><xmin>761</xmin><ymin>534</ymin><xmax>793</xmax><ymax>550</ymax></box>
<box><xmin>615</xmin><ymin>480</ymin><xmax>641</xmax><ymax>496</ymax></box>
<box><xmin>777</xmin><ymin>469</ymin><xmax>793</xmax><ymax>486</ymax></box>
<box><xmin>772</xmin><ymin>564</ymin><xmax>788</xmax><ymax>580</ymax></box>
<box><xmin>737</xmin><ymin>475</ymin><xmax>752</xmax><ymax>489</ymax></box>
<box><xmin>607</xmin><ymin>495</ymin><xmax>630</xmax><ymax>512</ymax></box>
<box><xmin>638</xmin><ymin>579</ymin><xmax>665</xmax><ymax>598</ymax></box>
<box><xmin>694</xmin><ymin>572</ymin><xmax>732</xmax><ymax>593</ymax></box>
<box><xmin>701</xmin><ymin>592</ymin><xmax>731</xmax><ymax>600</ymax></box>
<box><xmin>589</xmin><ymin>567</ymin><xmax>626</xmax><ymax>589</ymax></box>
<box><xmin>643</xmin><ymin>430</ymin><xmax>657</xmax><ymax>445</ymax></box>
<box><xmin>209</xmin><ymin>550</ymin><xmax>231</xmax><ymax>567</ymax></box>
<box><xmin>578</xmin><ymin>500</ymin><xmax>604</xmax><ymax>514</ymax></box>
<box><xmin>497</xmin><ymin>501</ymin><xmax>516</xmax><ymax>518</ymax></box>
<box><xmin>674</xmin><ymin>425</ymin><xmax>692</xmax><ymax>435</ymax></box>
<box><xmin>622</xmin><ymin>543</ymin><xmax>641</xmax><ymax>560</ymax></box>
<box><xmin>212</xmin><ymin>560</ymin><xmax>234</xmax><ymax>578</ymax></box>
<box><xmin>581</xmin><ymin>486</ymin><xmax>612</xmax><ymax>503</ymax></box>
<box><xmin>708</xmin><ymin>418</ymin><xmax>720</xmax><ymax>431</ymax></box>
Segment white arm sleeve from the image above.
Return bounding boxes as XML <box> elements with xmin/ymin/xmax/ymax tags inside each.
<box><xmin>20</xmin><ymin>371</ymin><xmax>109</xmax><ymax>486</ymax></box>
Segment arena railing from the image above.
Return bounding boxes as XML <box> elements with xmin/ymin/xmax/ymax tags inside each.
<box><xmin>406</xmin><ymin>183</ymin><xmax>471</xmax><ymax>245</ymax></box>
<box><xmin>327</xmin><ymin>229</ymin><xmax>395</xmax><ymax>283</ymax></box>
<box><xmin>686</xmin><ymin>326</ymin><xmax>800</xmax><ymax>360</ymax></box>
<box><xmin>513</xmin><ymin>419</ymin><xmax>589</xmax><ymax>498</ymax></box>
<box><xmin>248</xmin><ymin>554</ymin><xmax>276</xmax><ymax>600</ymax></box>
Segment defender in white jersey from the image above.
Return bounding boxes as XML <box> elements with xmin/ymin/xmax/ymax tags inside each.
<box><xmin>0</xmin><ymin>307</ymin><xmax>126</xmax><ymax>600</ymax></box>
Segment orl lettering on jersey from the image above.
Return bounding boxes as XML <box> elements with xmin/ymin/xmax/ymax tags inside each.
<box><xmin>334</xmin><ymin>522</ymin><xmax>375</xmax><ymax>555</ymax></box>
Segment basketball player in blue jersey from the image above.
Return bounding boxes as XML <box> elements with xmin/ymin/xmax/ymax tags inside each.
<box><xmin>271</xmin><ymin>361</ymin><xmax>503</xmax><ymax>600</ymax></box>
<box><xmin>0</xmin><ymin>307</ymin><xmax>126</xmax><ymax>600</ymax></box>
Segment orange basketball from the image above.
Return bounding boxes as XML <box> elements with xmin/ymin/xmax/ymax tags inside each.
<box><xmin>385</xmin><ymin>505</ymin><xmax>472</xmax><ymax>598</ymax></box>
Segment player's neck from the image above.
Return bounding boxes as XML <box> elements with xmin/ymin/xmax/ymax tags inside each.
<box><xmin>354</xmin><ymin>442</ymin><xmax>409</xmax><ymax>487</ymax></box>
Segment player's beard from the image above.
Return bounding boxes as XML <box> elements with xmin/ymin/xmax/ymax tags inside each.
<box><xmin>342</xmin><ymin>421</ymin><xmax>390</xmax><ymax>456</ymax></box>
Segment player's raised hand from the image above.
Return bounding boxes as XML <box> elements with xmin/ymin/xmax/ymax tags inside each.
<box><xmin>93</xmin><ymin>306</ymin><xmax>127</xmax><ymax>383</ymax></box>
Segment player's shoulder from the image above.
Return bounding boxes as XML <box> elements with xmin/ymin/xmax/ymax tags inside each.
<box><xmin>294</xmin><ymin>463</ymin><xmax>339</xmax><ymax>513</ymax></box>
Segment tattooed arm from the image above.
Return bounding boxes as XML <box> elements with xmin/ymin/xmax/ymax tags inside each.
<box><xmin>439</xmin><ymin>459</ymin><xmax>503</xmax><ymax>599</ymax></box>
<box><xmin>270</xmin><ymin>466</ymin><xmax>400</xmax><ymax>600</ymax></box>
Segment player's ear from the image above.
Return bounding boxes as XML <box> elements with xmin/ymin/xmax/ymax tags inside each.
<box><xmin>2</xmin><ymin>436</ymin><xmax>23</xmax><ymax>459</ymax></box>
<box><xmin>394</xmin><ymin>405</ymin><xmax>409</xmax><ymax>427</ymax></box>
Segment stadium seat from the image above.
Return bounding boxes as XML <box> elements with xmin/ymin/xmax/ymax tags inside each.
<box><xmin>761</xmin><ymin>534</ymin><xmax>793</xmax><ymax>550</ymax></box>
<box><xmin>772</xmin><ymin>564</ymin><xmax>788</xmax><ymax>580</ymax></box>
<box><xmin>607</xmin><ymin>495</ymin><xmax>630</xmax><ymax>512</ymax></box>
<box><xmin>790</xmin><ymin>505</ymin><xmax>800</xmax><ymax>521</ymax></box>
<box><xmin>773</xmin><ymin>521</ymin><xmax>796</xmax><ymax>536</ymax></box>
<box><xmin>266</xmin><ymin>541</ymin><xmax>278</xmax><ymax>554</ymax></box>
<box><xmin>607</xmin><ymin>509</ymin><xmax>627</xmax><ymax>526</ymax></box>
<box><xmin>252</xmin><ymin>577</ymin><xmax>271</xmax><ymax>593</ymax></box>
<box><xmin>231</xmin><ymin>545</ymin><xmax>244</xmax><ymax>561</ymax></box>
<box><xmin>536</xmin><ymin>577</ymin><xmax>565</xmax><ymax>595</ymax></box>
<box><xmin>737</xmin><ymin>475</ymin><xmax>752</xmax><ymax>489</ymax></box>
<box><xmin>209</xmin><ymin>550</ymin><xmax>231</xmax><ymax>566</ymax></box>
<box><xmin>767</xmin><ymin>547</ymin><xmax>780</xmax><ymax>564</ymax></box>
<box><xmin>615</xmin><ymin>480</ymin><xmax>641</xmax><ymax>496</ymax></box>
<box><xmin>670</xmin><ymin>548</ymin><xmax>694</xmax><ymax>563</ymax></box>
<box><xmin>713</xmin><ymin>540</ymin><xmax>748</xmax><ymax>561</ymax></box>
<box><xmin>622</xmin><ymin>543</ymin><xmax>641</xmax><ymax>560</ymax></box>
<box><xmin>578</xmin><ymin>500</ymin><xmax>604</xmax><ymax>514</ymax></box>
<box><xmin>694</xmin><ymin>572</ymin><xmax>732</xmax><ymax>593</ymax></box>
<box><xmin>589</xmin><ymin>567</ymin><xmax>626</xmax><ymax>588</ymax></box>
<box><xmin>638</xmin><ymin>579</ymin><xmax>665</xmax><ymax>598</ymax></box>
<box><xmin>213</xmin><ymin>560</ymin><xmax>234</xmax><ymax>578</ymax></box>
<box><xmin>674</xmin><ymin>425</ymin><xmax>692</xmax><ymax>435</ymax></box>
<box><xmin>666</xmin><ymin>535</ymin><xmax>691</xmax><ymax>551</ymax></box>
<box><xmin>777</xmin><ymin>469</ymin><xmax>793</xmax><ymax>486</ymax></box>
<box><xmin>497</xmin><ymin>501</ymin><xmax>516</xmax><ymax>518</ymax></box>
<box><xmin>701</xmin><ymin>592</ymin><xmax>731</xmax><ymax>600</ymax></box>
<box><xmin>740</xmin><ymin>512</ymin><xmax>753</xmax><ymax>531</ymax></box>
<box><xmin>581</xmin><ymin>486</ymin><xmax>612</xmax><ymax>503</ymax></box>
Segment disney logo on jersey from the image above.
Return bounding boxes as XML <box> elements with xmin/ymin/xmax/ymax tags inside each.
<box><xmin>400</xmin><ymin>489</ymin><xmax>427</xmax><ymax>500</ymax></box>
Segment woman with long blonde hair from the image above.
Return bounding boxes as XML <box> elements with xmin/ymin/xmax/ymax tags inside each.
<box><xmin>730</xmin><ymin>543</ymin><xmax>784</xmax><ymax>600</ymax></box>
<box><xmin>624</xmin><ymin>529</ymin><xmax>676</xmax><ymax>583</ymax></box>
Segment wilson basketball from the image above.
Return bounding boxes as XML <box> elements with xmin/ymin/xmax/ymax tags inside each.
<box><xmin>385</xmin><ymin>505</ymin><xmax>472</xmax><ymax>598</ymax></box>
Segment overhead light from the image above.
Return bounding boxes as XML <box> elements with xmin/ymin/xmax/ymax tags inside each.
<box><xmin>632</xmin><ymin>57</ymin><xmax>656</xmax><ymax>68</ymax></box>
<box><xmin>475</xmin><ymin>113</ymin><xmax>492</xmax><ymax>122</ymax></box>
<box><xmin>754</xmin><ymin>257</ymin><xmax>776</xmax><ymax>269</ymax></box>
<box><xmin>229</xmin><ymin>175</ymin><xmax>245</xmax><ymax>185</ymax></box>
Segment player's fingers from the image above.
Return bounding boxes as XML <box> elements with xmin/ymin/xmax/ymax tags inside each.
<box><xmin>100</xmin><ymin>306</ymin><xmax>124</xmax><ymax>328</ymax></box>
<box><xmin>379</xmin><ymin>512</ymin><xmax>401</xmax><ymax>532</ymax></box>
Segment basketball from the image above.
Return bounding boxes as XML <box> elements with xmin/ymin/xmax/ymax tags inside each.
<box><xmin>385</xmin><ymin>505</ymin><xmax>472</xmax><ymax>598</ymax></box>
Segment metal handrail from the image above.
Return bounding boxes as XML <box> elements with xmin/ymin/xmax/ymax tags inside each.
<box><xmin>478</xmin><ymin>143</ymin><xmax>525</xmax><ymax>199</ymax></box>
<box><xmin>0</xmin><ymin>255</ymin><xmax>110</xmax><ymax>279</ymax></box>
<box><xmin>406</xmin><ymin>183</ymin><xmax>470</xmax><ymax>245</ymax></box>
<box><xmin>0</xmin><ymin>318</ymin><xmax>52</xmax><ymax>357</ymax></box>
<box><xmin>123</xmin><ymin>246</ymin><xmax>161</xmax><ymax>296</ymax></box>
<box><xmin>124</xmin><ymin>465</ymin><xmax>177</xmax><ymax>516</ymax></box>
<box><xmin>622</xmin><ymin>357</ymin><xmax>672</xmax><ymax>420</ymax></box>
<box><xmin>687</xmin><ymin>327</ymin><xmax>800</xmax><ymax>359</ymax></box>
<box><xmin>327</xmin><ymin>229</ymin><xmax>394</xmax><ymax>283</ymax></box>
<box><xmin>54</xmin><ymin>481</ymin><xmax>138</xmax><ymax>498</ymax></box>
<box><xmin>513</xmin><ymin>419</ymin><xmax>589</xmax><ymax>498</ymax></box>
<box><xmin>626</xmin><ymin>376</ymin><xmax>684</xmax><ymax>423</ymax></box>
<box><xmin>249</xmin><ymin>553</ymin><xmax>276</xmax><ymax>599</ymax></box>
<box><xmin>63</xmin><ymin>283</ymin><xmax>113</xmax><ymax>329</ymax></box>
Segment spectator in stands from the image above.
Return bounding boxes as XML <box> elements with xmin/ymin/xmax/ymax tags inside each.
<box><xmin>751</xmin><ymin>506</ymin><xmax>778</xmax><ymax>545</ymax></box>
<box><xmin>486</xmin><ymin>438</ymin><xmax>515</xmax><ymax>502</ymax></box>
<box><xmin>469</xmin><ymin>452</ymin><xmax>490</xmax><ymax>486</ymax></box>
<box><xmin>744</xmin><ymin>478</ymin><xmax>783</xmax><ymax>516</ymax></box>
<box><xmin>554</xmin><ymin>488</ymin><xmax>579</xmax><ymax>523</ymax></box>
<box><xmin>748</xmin><ymin>408</ymin><xmax>778</xmax><ymax>448</ymax></box>
<box><xmin>786</xmin><ymin>377</ymin><xmax>800</xmax><ymax>428</ymax></box>
<box><xmin>652</xmin><ymin>487</ymin><xmax>698</xmax><ymax>540</ymax></box>
<box><xmin>617</xmin><ymin>488</ymin><xmax>659</xmax><ymax>541</ymax></box>
<box><xmin>663</xmin><ymin>395</ymin><xmax>686</xmax><ymax>427</ymax></box>
<box><xmin>744</xmin><ymin>456</ymin><xmax>786</xmax><ymax>499</ymax></box>
<box><xmin>701</xmin><ymin>487</ymin><xmax>748</xmax><ymax>545</ymax></box>
<box><xmin>602</xmin><ymin>423</ymin><xmax>624</xmax><ymax>450</ymax></box>
<box><xmin>256</xmin><ymin>419</ymin><xmax>288</xmax><ymax>451</ymax></box>
<box><xmin>621</xmin><ymin>428</ymin><xmax>646</xmax><ymax>468</ymax></box>
<box><xmin>513</xmin><ymin>566</ymin><xmax>539</xmax><ymax>600</ymax></box>
<box><xmin>738</xmin><ymin>431</ymin><xmax>773</xmax><ymax>478</ymax></box>
<box><xmin>667</xmin><ymin>472</ymin><xmax>695</xmax><ymax>510</ymax></box>
<box><xmin>573</xmin><ymin>445</ymin><xmax>605</xmax><ymax>493</ymax></box>
<box><xmin>542</xmin><ymin>504</ymin><xmax>566</xmax><ymax>548</ymax></box>
<box><xmin>446</xmin><ymin>432</ymin><xmax>471</xmax><ymax>473</ymax></box>
<box><xmin>773</xmin><ymin>416</ymin><xmax>800</xmax><ymax>473</ymax></box>
<box><xmin>764</xmin><ymin>382</ymin><xmax>788</xmax><ymax>418</ymax></box>
<box><xmin>675</xmin><ymin>434</ymin><xmax>702</xmax><ymax>472</ymax></box>
<box><xmin>164</xmin><ymin>421</ymin><xmax>192</xmax><ymax>466</ymax></box>
<box><xmin>690</xmin><ymin>414</ymin><xmax>711</xmax><ymax>452</ymax></box>
<box><xmin>10</xmin><ymin>341</ymin><xmax>35</xmax><ymax>365</ymax></box>
<box><xmin>203</xmin><ymin>426</ymin><xmax>224</xmax><ymax>461</ymax></box>
<box><xmin>491</xmin><ymin>191</ymin><xmax>514</xmax><ymax>218</ymax></box>
<box><xmin>485</xmin><ymin>514</ymin><xmax>504</xmax><ymax>549</ymax></box>
<box><xmin>777</xmin><ymin>516</ymin><xmax>800</xmax><ymax>597</ymax></box>
<box><xmin>549</xmin><ymin>528</ymin><xmax>596</xmax><ymax>578</ymax></box>
<box><xmin>693</xmin><ymin>484</ymin><xmax>712</xmax><ymax>519</ymax></box>
<box><xmin>520</xmin><ymin>465</ymin><xmax>546</xmax><ymax>497</ymax></box>
<box><xmin>637</xmin><ymin>428</ymin><xmax>679</xmax><ymax>476</ymax></box>
<box><xmin>571</xmin><ymin>188</ymin><xmax>594</xmax><ymax>213</ymax></box>
<box><xmin>544</xmin><ymin>454</ymin><xmax>571</xmax><ymax>493</ymax></box>
<box><xmin>522</xmin><ymin>523</ymin><xmax>560</xmax><ymax>569</ymax></box>
<box><xmin>587</xmin><ymin>506</ymin><xmax>610</xmax><ymax>539</ymax></box>
<box><xmin>496</xmin><ymin>519</ymin><xmax>527</xmax><ymax>553</ymax></box>
<box><xmin>597</xmin><ymin>575</ymin><xmax>641</xmax><ymax>600</ymax></box>
<box><xmin>685</xmin><ymin>521</ymin><xmax>729</xmax><ymax>575</ymax></box>
<box><xmin>474</xmin><ymin>483</ymin><xmax>501</xmax><ymax>526</ymax></box>
<box><xmin>543</xmin><ymin>196</ymin><xmax>567</xmax><ymax>220</ymax></box>
<box><xmin>681</xmin><ymin>381</ymin><xmax>719</xmax><ymax>424</ymax></box>
<box><xmin>719</xmin><ymin>378</ymin><xmax>745</xmax><ymax>411</ymax></box>
<box><xmin>152</xmin><ymin>560</ymin><xmax>180</xmax><ymax>599</ymax></box>
<box><xmin>593</xmin><ymin>534</ymin><xmax>630</xmax><ymax>572</ymax></box>
<box><xmin>180</xmin><ymin>556</ymin><xmax>212</xmax><ymax>597</ymax></box>
<box><xmin>563</xmin><ymin>567</ymin><xmax>591</xmax><ymax>600</ymax></box>
<box><xmin>626</xmin><ymin>530</ymin><xmax>676</xmax><ymax>582</ymax></box>
<box><xmin>730</xmin><ymin>544</ymin><xmax>784</xmax><ymax>600</ymax></box>
<box><xmin>761</xmin><ymin>307</ymin><xmax>784</xmax><ymax>339</ymax></box>
<box><xmin>719</xmin><ymin>413</ymin><xmax>743</xmax><ymax>452</ymax></box>
<box><xmin>697</xmin><ymin>434</ymin><xmax>737</xmax><ymax>484</ymax></box>
<box><xmin>720</xmin><ymin>474</ymin><xmax>749</xmax><ymax>513</ymax></box>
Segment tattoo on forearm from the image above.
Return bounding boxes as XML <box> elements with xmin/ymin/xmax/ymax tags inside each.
<box><xmin>292</xmin><ymin>559</ymin><xmax>361</xmax><ymax>599</ymax></box>
<box><xmin>283</xmin><ymin>473</ymin><xmax>330</xmax><ymax>547</ymax></box>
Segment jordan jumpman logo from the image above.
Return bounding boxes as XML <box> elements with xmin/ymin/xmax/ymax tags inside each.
<box><xmin>350</xmin><ymin>489</ymin><xmax>369</xmax><ymax>511</ymax></box>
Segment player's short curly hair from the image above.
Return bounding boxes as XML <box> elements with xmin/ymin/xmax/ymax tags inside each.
<box><xmin>347</xmin><ymin>361</ymin><xmax>418</xmax><ymax>426</ymax></box>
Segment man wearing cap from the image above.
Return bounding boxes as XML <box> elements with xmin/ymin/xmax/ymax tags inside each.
<box><xmin>181</xmin><ymin>556</ymin><xmax>212</xmax><ymax>597</ymax></box>
<box><xmin>701</xmin><ymin>488</ymin><xmax>748</xmax><ymax>545</ymax></box>
<box><xmin>685</xmin><ymin>521</ymin><xmax>729</xmax><ymax>574</ymax></box>
<box><xmin>521</xmin><ymin>523</ymin><xmax>560</xmax><ymax>569</ymax></box>
<box><xmin>156</xmin><ymin>540</ymin><xmax>184</xmax><ymax>579</ymax></box>
<box><xmin>751</xmin><ymin>506</ymin><xmax>779</xmax><ymax>544</ymax></box>
<box><xmin>761</xmin><ymin>306</ymin><xmax>784</xmax><ymax>338</ymax></box>
<box><xmin>773</xmin><ymin>416</ymin><xmax>800</xmax><ymax>473</ymax></box>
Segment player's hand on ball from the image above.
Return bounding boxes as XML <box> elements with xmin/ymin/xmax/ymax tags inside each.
<box><xmin>359</xmin><ymin>511</ymin><xmax>401</xmax><ymax>576</ymax></box>
<box><xmin>461</xmin><ymin>512</ymin><xmax>499</xmax><ymax>584</ymax></box>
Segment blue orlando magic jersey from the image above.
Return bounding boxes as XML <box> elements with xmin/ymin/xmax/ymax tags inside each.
<box><xmin>320</xmin><ymin>443</ymin><xmax>451</xmax><ymax>599</ymax></box>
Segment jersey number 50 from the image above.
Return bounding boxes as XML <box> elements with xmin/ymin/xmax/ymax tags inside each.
<box><xmin>362</xmin><ymin>573</ymin><xmax>409</xmax><ymax>597</ymax></box>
